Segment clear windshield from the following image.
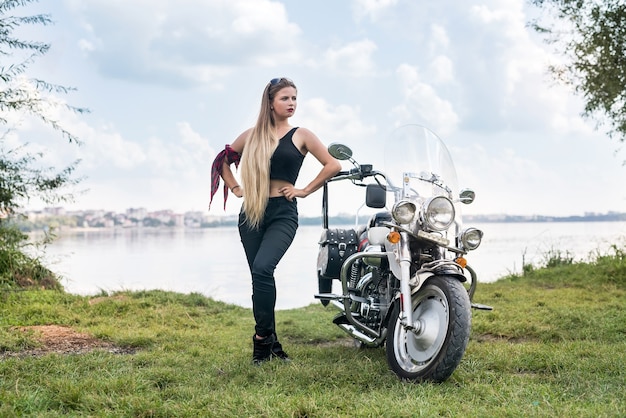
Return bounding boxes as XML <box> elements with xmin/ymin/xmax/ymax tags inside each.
<box><xmin>383</xmin><ymin>125</ymin><xmax>459</xmax><ymax>204</ymax></box>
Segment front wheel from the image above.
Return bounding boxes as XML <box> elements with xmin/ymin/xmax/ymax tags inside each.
<box><xmin>386</xmin><ymin>275</ymin><xmax>471</xmax><ymax>383</ymax></box>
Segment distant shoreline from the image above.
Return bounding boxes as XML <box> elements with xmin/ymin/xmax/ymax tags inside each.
<box><xmin>463</xmin><ymin>213</ymin><xmax>626</xmax><ymax>223</ymax></box>
<box><xmin>27</xmin><ymin>214</ymin><xmax>626</xmax><ymax>234</ymax></box>
<box><xmin>17</xmin><ymin>211</ymin><xmax>626</xmax><ymax>233</ymax></box>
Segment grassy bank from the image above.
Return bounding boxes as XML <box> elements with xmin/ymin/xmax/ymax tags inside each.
<box><xmin>1</xmin><ymin>247</ymin><xmax>625</xmax><ymax>417</ymax></box>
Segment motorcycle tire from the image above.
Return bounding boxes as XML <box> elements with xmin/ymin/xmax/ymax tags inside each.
<box><xmin>386</xmin><ymin>275</ymin><xmax>471</xmax><ymax>383</ymax></box>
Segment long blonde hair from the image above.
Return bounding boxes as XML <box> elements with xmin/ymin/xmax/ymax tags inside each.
<box><xmin>240</xmin><ymin>78</ymin><xmax>297</xmax><ymax>228</ymax></box>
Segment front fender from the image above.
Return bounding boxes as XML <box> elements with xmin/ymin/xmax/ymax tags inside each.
<box><xmin>410</xmin><ymin>265</ymin><xmax>466</xmax><ymax>294</ymax></box>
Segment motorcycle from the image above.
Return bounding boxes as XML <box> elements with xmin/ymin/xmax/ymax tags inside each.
<box><xmin>315</xmin><ymin>124</ymin><xmax>492</xmax><ymax>383</ymax></box>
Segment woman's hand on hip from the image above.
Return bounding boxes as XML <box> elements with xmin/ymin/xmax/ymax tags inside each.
<box><xmin>278</xmin><ymin>185</ymin><xmax>307</xmax><ymax>201</ymax></box>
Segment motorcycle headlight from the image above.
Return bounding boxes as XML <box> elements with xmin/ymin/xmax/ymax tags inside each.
<box><xmin>460</xmin><ymin>227</ymin><xmax>483</xmax><ymax>250</ymax></box>
<box><xmin>391</xmin><ymin>200</ymin><xmax>416</xmax><ymax>225</ymax></box>
<box><xmin>422</xmin><ymin>196</ymin><xmax>455</xmax><ymax>231</ymax></box>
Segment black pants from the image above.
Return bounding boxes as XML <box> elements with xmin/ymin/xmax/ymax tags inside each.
<box><xmin>238</xmin><ymin>197</ymin><xmax>298</xmax><ymax>337</ymax></box>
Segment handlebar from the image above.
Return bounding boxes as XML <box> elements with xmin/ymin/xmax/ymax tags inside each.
<box><xmin>322</xmin><ymin>164</ymin><xmax>386</xmax><ymax>229</ymax></box>
<box><xmin>329</xmin><ymin>164</ymin><xmax>384</xmax><ymax>182</ymax></box>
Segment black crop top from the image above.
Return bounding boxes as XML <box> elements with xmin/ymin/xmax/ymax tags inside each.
<box><xmin>270</xmin><ymin>127</ymin><xmax>305</xmax><ymax>184</ymax></box>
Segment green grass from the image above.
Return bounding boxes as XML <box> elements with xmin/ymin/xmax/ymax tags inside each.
<box><xmin>0</xmin><ymin>247</ymin><xmax>625</xmax><ymax>417</ymax></box>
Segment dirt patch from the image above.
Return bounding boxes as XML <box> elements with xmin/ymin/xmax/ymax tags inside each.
<box><xmin>315</xmin><ymin>337</ymin><xmax>360</xmax><ymax>348</ymax></box>
<box><xmin>88</xmin><ymin>295</ymin><xmax>128</xmax><ymax>305</ymax></box>
<box><xmin>2</xmin><ymin>325</ymin><xmax>135</xmax><ymax>358</ymax></box>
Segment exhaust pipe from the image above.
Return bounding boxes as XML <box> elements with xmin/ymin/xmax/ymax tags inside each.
<box><xmin>337</xmin><ymin>323</ymin><xmax>378</xmax><ymax>346</ymax></box>
<box><xmin>330</xmin><ymin>299</ymin><xmax>344</xmax><ymax>311</ymax></box>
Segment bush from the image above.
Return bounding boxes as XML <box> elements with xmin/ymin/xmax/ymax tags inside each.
<box><xmin>0</xmin><ymin>223</ymin><xmax>62</xmax><ymax>291</ymax></box>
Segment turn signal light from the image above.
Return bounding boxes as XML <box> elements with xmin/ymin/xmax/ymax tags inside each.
<box><xmin>455</xmin><ymin>257</ymin><xmax>467</xmax><ymax>268</ymax></box>
<box><xmin>387</xmin><ymin>231</ymin><xmax>401</xmax><ymax>244</ymax></box>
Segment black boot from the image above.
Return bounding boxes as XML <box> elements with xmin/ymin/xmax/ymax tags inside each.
<box><xmin>252</xmin><ymin>334</ymin><xmax>275</xmax><ymax>365</ymax></box>
<box><xmin>271</xmin><ymin>333</ymin><xmax>290</xmax><ymax>362</ymax></box>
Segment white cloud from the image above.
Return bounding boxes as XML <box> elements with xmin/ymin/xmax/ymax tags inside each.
<box><xmin>322</xmin><ymin>39</ymin><xmax>378</xmax><ymax>76</ymax></box>
<box><xmin>429</xmin><ymin>23</ymin><xmax>450</xmax><ymax>53</ymax></box>
<box><xmin>454</xmin><ymin>142</ymin><xmax>559</xmax><ymax>215</ymax></box>
<box><xmin>91</xmin><ymin>130</ymin><xmax>146</xmax><ymax>170</ymax></box>
<box><xmin>352</xmin><ymin>0</ymin><xmax>399</xmax><ymax>21</ymax></box>
<box><xmin>66</xmin><ymin>0</ymin><xmax>304</xmax><ymax>84</ymax></box>
<box><xmin>61</xmin><ymin>116</ymin><xmax>217</xmax><ymax>211</ymax></box>
<box><xmin>43</xmin><ymin>111</ymin><xmax>147</xmax><ymax>171</ymax></box>
<box><xmin>392</xmin><ymin>64</ymin><xmax>459</xmax><ymax>136</ymax></box>
<box><xmin>469</xmin><ymin>3</ymin><xmax>521</xmax><ymax>26</ymax></box>
<box><xmin>429</xmin><ymin>55</ymin><xmax>454</xmax><ymax>84</ymax></box>
<box><xmin>144</xmin><ymin>123</ymin><xmax>215</xmax><ymax>176</ymax></box>
<box><xmin>296</xmin><ymin>98</ymin><xmax>377</xmax><ymax>142</ymax></box>
<box><xmin>77</xmin><ymin>39</ymin><xmax>94</xmax><ymax>52</ymax></box>
<box><xmin>231</xmin><ymin>0</ymin><xmax>297</xmax><ymax>34</ymax></box>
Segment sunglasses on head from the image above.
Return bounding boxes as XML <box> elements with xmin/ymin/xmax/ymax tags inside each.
<box><xmin>269</xmin><ymin>77</ymin><xmax>293</xmax><ymax>86</ymax></box>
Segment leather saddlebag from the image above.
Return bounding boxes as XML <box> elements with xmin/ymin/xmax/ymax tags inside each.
<box><xmin>317</xmin><ymin>228</ymin><xmax>358</xmax><ymax>279</ymax></box>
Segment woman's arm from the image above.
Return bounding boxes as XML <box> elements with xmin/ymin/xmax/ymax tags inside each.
<box><xmin>220</xmin><ymin>129</ymin><xmax>250</xmax><ymax>198</ymax></box>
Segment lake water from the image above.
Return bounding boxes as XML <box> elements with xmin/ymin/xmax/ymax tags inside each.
<box><xmin>41</xmin><ymin>222</ymin><xmax>626</xmax><ymax>310</ymax></box>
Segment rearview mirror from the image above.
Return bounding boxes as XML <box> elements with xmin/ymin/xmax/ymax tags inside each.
<box><xmin>459</xmin><ymin>189</ymin><xmax>476</xmax><ymax>204</ymax></box>
<box><xmin>328</xmin><ymin>143</ymin><xmax>353</xmax><ymax>161</ymax></box>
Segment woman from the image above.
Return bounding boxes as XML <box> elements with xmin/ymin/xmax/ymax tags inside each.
<box><xmin>210</xmin><ymin>77</ymin><xmax>341</xmax><ymax>364</ymax></box>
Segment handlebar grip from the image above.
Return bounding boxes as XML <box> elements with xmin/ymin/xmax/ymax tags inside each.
<box><xmin>332</xmin><ymin>167</ymin><xmax>375</xmax><ymax>180</ymax></box>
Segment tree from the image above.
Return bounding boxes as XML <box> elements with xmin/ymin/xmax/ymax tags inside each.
<box><xmin>0</xmin><ymin>0</ymin><xmax>86</xmax><ymax>289</ymax></box>
<box><xmin>530</xmin><ymin>0</ymin><xmax>626</xmax><ymax>145</ymax></box>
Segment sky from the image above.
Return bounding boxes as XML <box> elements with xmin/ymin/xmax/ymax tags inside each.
<box><xmin>4</xmin><ymin>0</ymin><xmax>626</xmax><ymax>218</ymax></box>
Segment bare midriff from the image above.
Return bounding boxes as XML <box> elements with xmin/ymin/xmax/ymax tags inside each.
<box><xmin>269</xmin><ymin>179</ymin><xmax>293</xmax><ymax>197</ymax></box>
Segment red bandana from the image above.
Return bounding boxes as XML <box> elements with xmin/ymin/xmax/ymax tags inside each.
<box><xmin>209</xmin><ymin>145</ymin><xmax>241</xmax><ymax>210</ymax></box>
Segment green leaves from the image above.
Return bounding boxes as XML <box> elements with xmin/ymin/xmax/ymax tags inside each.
<box><xmin>0</xmin><ymin>0</ymin><xmax>85</xmax><ymax>290</ymax></box>
<box><xmin>531</xmin><ymin>0</ymin><xmax>626</xmax><ymax>143</ymax></box>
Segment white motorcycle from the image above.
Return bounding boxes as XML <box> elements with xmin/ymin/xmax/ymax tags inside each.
<box><xmin>316</xmin><ymin>124</ymin><xmax>491</xmax><ymax>382</ymax></box>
